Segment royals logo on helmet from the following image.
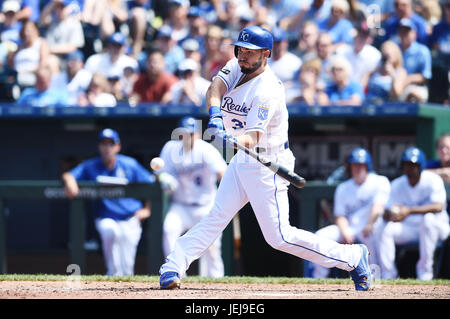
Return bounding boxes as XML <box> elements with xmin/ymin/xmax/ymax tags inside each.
<box><xmin>241</xmin><ymin>31</ymin><xmax>249</xmax><ymax>41</ymax></box>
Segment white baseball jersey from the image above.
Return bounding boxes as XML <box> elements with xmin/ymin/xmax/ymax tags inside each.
<box><xmin>334</xmin><ymin>172</ymin><xmax>391</xmax><ymax>235</ymax></box>
<box><xmin>378</xmin><ymin>170</ymin><xmax>449</xmax><ymax>280</ymax></box>
<box><xmin>159</xmin><ymin>139</ymin><xmax>227</xmax><ymax>206</ymax></box>
<box><xmin>386</xmin><ymin>170</ymin><xmax>449</xmax><ymax>226</ymax></box>
<box><xmin>215</xmin><ymin>57</ymin><xmax>289</xmax><ymax>158</ymax></box>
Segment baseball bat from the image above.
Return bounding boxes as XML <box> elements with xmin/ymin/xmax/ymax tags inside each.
<box><xmin>219</xmin><ymin>133</ymin><xmax>306</xmax><ymax>188</ymax></box>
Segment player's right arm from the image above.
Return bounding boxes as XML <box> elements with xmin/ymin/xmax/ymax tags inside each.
<box><xmin>206</xmin><ymin>77</ymin><xmax>227</xmax><ymax>136</ymax></box>
<box><xmin>206</xmin><ymin>58</ymin><xmax>239</xmax><ymax>131</ymax></box>
<box><xmin>206</xmin><ymin>76</ymin><xmax>227</xmax><ymax>111</ymax></box>
<box><xmin>206</xmin><ymin>58</ymin><xmax>239</xmax><ymax>111</ymax></box>
<box><xmin>62</xmin><ymin>171</ymin><xmax>79</xmax><ymax>200</ymax></box>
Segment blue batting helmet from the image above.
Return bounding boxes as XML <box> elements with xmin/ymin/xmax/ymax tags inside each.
<box><xmin>401</xmin><ymin>146</ymin><xmax>427</xmax><ymax>171</ymax></box>
<box><xmin>179</xmin><ymin>116</ymin><xmax>201</xmax><ymax>134</ymax></box>
<box><xmin>232</xmin><ymin>25</ymin><xmax>273</xmax><ymax>58</ymax></box>
<box><xmin>348</xmin><ymin>147</ymin><xmax>373</xmax><ymax>171</ymax></box>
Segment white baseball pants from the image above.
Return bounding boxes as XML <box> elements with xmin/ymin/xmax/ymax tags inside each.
<box><xmin>312</xmin><ymin>222</ymin><xmax>381</xmax><ymax>278</ymax></box>
<box><xmin>376</xmin><ymin>213</ymin><xmax>450</xmax><ymax>280</ymax></box>
<box><xmin>163</xmin><ymin>202</ymin><xmax>224</xmax><ymax>278</ymax></box>
<box><xmin>160</xmin><ymin>149</ymin><xmax>363</xmax><ymax>278</ymax></box>
<box><xmin>95</xmin><ymin>216</ymin><xmax>142</xmax><ymax>276</ymax></box>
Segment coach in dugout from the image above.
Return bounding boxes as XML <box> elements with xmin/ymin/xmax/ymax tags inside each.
<box><xmin>62</xmin><ymin>128</ymin><xmax>155</xmax><ymax>276</ymax></box>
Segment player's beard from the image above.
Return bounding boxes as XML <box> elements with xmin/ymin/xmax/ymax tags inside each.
<box><xmin>239</xmin><ymin>58</ymin><xmax>263</xmax><ymax>74</ymax></box>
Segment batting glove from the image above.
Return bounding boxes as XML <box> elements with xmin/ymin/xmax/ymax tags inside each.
<box><xmin>207</xmin><ymin>106</ymin><xmax>224</xmax><ymax>132</ymax></box>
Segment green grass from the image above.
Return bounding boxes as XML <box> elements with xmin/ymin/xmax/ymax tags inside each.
<box><xmin>0</xmin><ymin>274</ymin><xmax>449</xmax><ymax>286</ymax></box>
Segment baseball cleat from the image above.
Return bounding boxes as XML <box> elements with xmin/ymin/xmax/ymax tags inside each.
<box><xmin>350</xmin><ymin>244</ymin><xmax>372</xmax><ymax>291</ymax></box>
<box><xmin>160</xmin><ymin>271</ymin><xmax>181</xmax><ymax>289</ymax></box>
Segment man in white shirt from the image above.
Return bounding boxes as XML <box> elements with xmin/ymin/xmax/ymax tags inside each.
<box><xmin>268</xmin><ymin>26</ymin><xmax>302</xmax><ymax>89</ymax></box>
<box><xmin>39</xmin><ymin>0</ymin><xmax>85</xmax><ymax>57</ymax></box>
<box><xmin>168</xmin><ymin>58</ymin><xmax>211</xmax><ymax>106</ymax></box>
<box><xmin>376</xmin><ymin>147</ymin><xmax>450</xmax><ymax>280</ymax></box>
<box><xmin>335</xmin><ymin>21</ymin><xmax>381</xmax><ymax>90</ymax></box>
<box><xmin>64</xmin><ymin>50</ymin><xmax>92</xmax><ymax>106</ymax></box>
<box><xmin>84</xmin><ymin>32</ymin><xmax>138</xmax><ymax>80</ymax></box>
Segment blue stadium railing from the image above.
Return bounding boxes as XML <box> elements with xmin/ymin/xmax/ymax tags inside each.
<box><xmin>0</xmin><ymin>102</ymin><xmax>423</xmax><ymax>118</ymax></box>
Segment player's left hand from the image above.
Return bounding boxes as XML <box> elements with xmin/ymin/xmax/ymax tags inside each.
<box><xmin>385</xmin><ymin>205</ymin><xmax>410</xmax><ymax>222</ymax></box>
<box><xmin>134</xmin><ymin>207</ymin><xmax>151</xmax><ymax>222</ymax></box>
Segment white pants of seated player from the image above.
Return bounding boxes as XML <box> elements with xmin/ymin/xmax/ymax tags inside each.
<box><xmin>376</xmin><ymin>213</ymin><xmax>449</xmax><ymax>280</ymax></box>
<box><xmin>312</xmin><ymin>221</ymin><xmax>381</xmax><ymax>278</ymax></box>
<box><xmin>163</xmin><ymin>202</ymin><xmax>224</xmax><ymax>278</ymax></box>
<box><xmin>95</xmin><ymin>216</ymin><xmax>142</xmax><ymax>276</ymax></box>
<box><xmin>160</xmin><ymin>149</ymin><xmax>363</xmax><ymax>278</ymax></box>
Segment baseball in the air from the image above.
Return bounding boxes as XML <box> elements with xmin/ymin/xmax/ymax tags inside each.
<box><xmin>150</xmin><ymin>157</ymin><xmax>164</xmax><ymax>171</ymax></box>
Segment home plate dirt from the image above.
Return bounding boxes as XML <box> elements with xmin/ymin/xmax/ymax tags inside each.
<box><xmin>0</xmin><ymin>281</ymin><xmax>449</xmax><ymax>299</ymax></box>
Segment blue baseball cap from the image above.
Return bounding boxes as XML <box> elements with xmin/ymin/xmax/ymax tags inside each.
<box><xmin>187</xmin><ymin>5</ymin><xmax>200</xmax><ymax>17</ymax></box>
<box><xmin>98</xmin><ymin>128</ymin><xmax>120</xmax><ymax>144</ymax></box>
<box><xmin>272</xmin><ymin>27</ymin><xmax>287</xmax><ymax>42</ymax></box>
<box><xmin>108</xmin><ymin>32</ymin><xmax>127</xmax><ymax>46</ymax></box>
<box><xmin>62</xmin><ymin>0</ymin><xmax>73</xmax><ymax>6</ymax></box>
<box><xmin>157</xmin><ymin>25</ymin><xmax>173</xmax><ymax>38</ymax></box>
<box><xmin>169</xmin><ymin>0</ymin><xmax>189</xmax><ymax>7</ymax></box>
<box><xmin>398</xmin><ymin>18</ymin><xmax>417</xmax><ymax>33</ymax></box>
<box><xmin>179</xmin><ymin>116</ymin><xmax>201</xmax><ymax>133</ymax></box>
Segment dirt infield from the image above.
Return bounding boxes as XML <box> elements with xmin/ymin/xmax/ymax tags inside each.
<box><xmin>0</xmin><ymin>280</ymin><xmax>449</xmax><ymax>299</ymax></box>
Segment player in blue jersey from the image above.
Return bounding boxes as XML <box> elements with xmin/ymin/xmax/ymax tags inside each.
<box><xmin>62</xmin><ymin>128</ymin><xmax>156</xmax><ymax>276</ymax></box>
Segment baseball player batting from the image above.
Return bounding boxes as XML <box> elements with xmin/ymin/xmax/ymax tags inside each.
<box><xmin>159</xmin><ymin>26</ymin><xmax>372</xmax><ymax>290</ymax></box>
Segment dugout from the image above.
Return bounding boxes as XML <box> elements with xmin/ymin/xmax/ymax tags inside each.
<box><xmin>0</xmin><ymin>103</ymin><xmax>448</xmax><ymax>277</ymax></box>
